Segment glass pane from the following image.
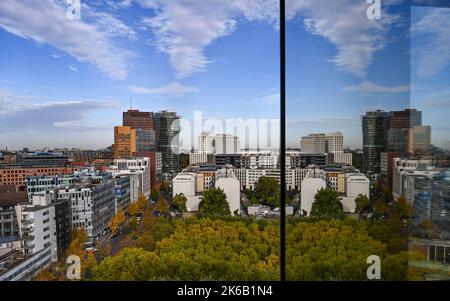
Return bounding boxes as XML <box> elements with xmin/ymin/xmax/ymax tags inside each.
<box><xmin>0</xmin><ymin>0</ymin><xmax>280</xmax><ymax>281</ymax></box>
<box><xmin>286</xmin><ymin>0</ymin><xmax>418</xmax><ymax>280</ymax></box>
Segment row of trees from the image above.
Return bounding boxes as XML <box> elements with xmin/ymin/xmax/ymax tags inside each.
<box><xmin>90</xmin><ymin>216</ymin><xmax>422</xmax><ymax>281</ymax></box>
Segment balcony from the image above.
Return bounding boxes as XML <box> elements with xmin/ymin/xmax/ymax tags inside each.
<box><xmin>22</xmin><ymin>235</ymin><xmax>35</xmax><ymax>241</ymax></box>
<box><xmin>21</xmin><ymin>219</ymin><xmax>34</xmax><ymax>225</ymax></box>
<box><xmin>22</xmin><ymin>243</ymin><xmax>35</xmax><ymax>249</ymax></box>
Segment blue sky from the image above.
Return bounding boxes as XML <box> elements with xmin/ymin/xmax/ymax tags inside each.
<box><xmin>1</xmin><ymin>0</ymin><xmax>449</xmax><ymax>150</ymax></box>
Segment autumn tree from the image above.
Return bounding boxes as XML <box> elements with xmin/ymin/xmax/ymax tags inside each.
<box><xmin>150</xmin><ymin>188</ymin><xmax>159</xmax><ymax>201</ymax></box>
<box><xmin>160</xmin><ymin>179</ymin><xmax>169</xmax><ymax>192</ymax></box>
<box><xmin>172</xmin><ymin>193</ymin><xmax>187</xmax><ymax>212</ymax></box>
<box><xmin>137</xmin><ymin>194</ymin><xmax>147</xmax><ymax>210</ymax></box>
<box><xmin>111</xmin><ymin>208</ymin><xmax>126</xmax><ymax>234</ymax></box>
<box><xmin>199</xmin><ymin>188</ymin><xmax>231</xmax><ymax>216</ymax></box>
<box><xmin>310</xmin><ymin>188</ymin><xmax>343</xmax><ymax>219</ymax></box>
<box><xmin>127</xmin><ymin>202</ymin><xmax>138</xmax><ymax>216</ymax></box>
<box><xmin>156</xmin><ymin>196</ymin><xmax>170</xmax><ymax>216</ymax></box>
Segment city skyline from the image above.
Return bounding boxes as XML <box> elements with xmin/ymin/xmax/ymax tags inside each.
<box><xmin>1</xmin><ymin>1</ymin><xmax>450</xmax><ymax>151</ymax></box>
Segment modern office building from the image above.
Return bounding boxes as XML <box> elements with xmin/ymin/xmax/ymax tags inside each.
<box><xmin>114</xmin><ymin>126</ymin><xmax>136</xmax><ymax>159</ymax></box>
<box><xmin>16</xmin><ymin>152</ymin><xmax>69</xmax><ymax>167</ymax></box>
<box><xmin>123</xmin><ymin>109</ymin><xmax>156</xmax><ymax>153</ymax></box>
<box><xmin>362</xmin><ymin>110</ymin><xmax>389</xmax><ymax>174</ymax></box>
<box><xmin>57</xmin><ymin>174</ymin><xmax>115</xmax><ymax>239</ymax></box>
<box><xmin>214</xmin><ymin>154</ymin><xmax>242</xmax><ymax>168</ymax></box>
<box><xmin>198</xmin><ymin>132</ymin><xmax>215</xmax><ymax>154</ymax></box>
<box><xmin>214</xmin><ymin>134</ymin><xmax>240</xmax><ymax>154</ymax></box>
<box><xmin>155</xmin><ymin>111</ymin><xmax>180</xmax><ymax>177</ymax></box>
<box><xmin>108</xmin><ymin>158</ymin><xmax>151</xmax><ymax>199</ymax></box>
<box><xmin>189</xmin><ymin>152</ymin><xmax>210</xmax><ymax>165</ymax></box>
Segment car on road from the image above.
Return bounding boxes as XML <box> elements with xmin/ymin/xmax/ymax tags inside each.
<box><xmin>273</xmin><ymin>207</ymin><xmax>280</xmax><ymax>212</ymax></box>
<box><xmin>85</xmin><ymin>247</ymin><xmax>97</xmax><ymax>253</ymax></box>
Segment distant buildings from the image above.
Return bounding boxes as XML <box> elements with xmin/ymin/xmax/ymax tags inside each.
<box><xmin>300</xmin><ymin>132</ymin><xmax>352</xmax><ymax>165</ymax></box>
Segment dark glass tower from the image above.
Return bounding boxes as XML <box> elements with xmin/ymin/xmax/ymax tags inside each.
<box><xmin>154</xmin><ymin>111</ymin><xmax>180</xmax><ymax>177</ymax></box>
<box><xmin>362</xmin><ymin>110</ymin><xmax>389</xmax><ymax>175</ymax></box>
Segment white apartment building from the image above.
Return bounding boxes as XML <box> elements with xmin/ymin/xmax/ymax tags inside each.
<box><xmin>300</xmin><ymin>168</ymin><xmax>327</xmax><ymax>216</ymax></box>
<box><xmin>241</xmin><ymin>152</ymin><xmax>279</xmax><ymax>169</ymax></box>
<box><xmin>173</xmin><ymin>168</ymin><xmax>241</xmax><ymax>215</ymax></box>
<box><xmin>198</xmin><ymin>133</ymin><xmax>240</xmax><ymax>154</ymax></box>
<box><xmin>109</xmin><ymin>158</ymin><xmax>151</xmax><ymax>199</ymax></box>
<box><xmin>189</xmin><ymin>152</ymin><xmax>209</xmax><ymax>165</ymax></box>
<box><xmin>15</xmin><ymin>193</ymin><xmax>57</xmax><ymax>262</ymax></box>
<box><xmin>198</xmin><ymin>132</ymin><xmax>215</xmax><ymax>154</ymax></box>
<box><xmin>331</xmin><ymin>151</ymin><xmax>353</xmax><ymax>165</ymax></box>
<box><xmin>340</xmin><ymin>173</ymin><xmax>370</xmax><ymax>213</ymax></box>
<box><xmin>215</xmin><ymin>169</ymin><xmax>240</xmax><ymax>215</ymax></box>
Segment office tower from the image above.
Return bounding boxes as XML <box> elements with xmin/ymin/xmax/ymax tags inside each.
<box><xmin>362</xmin><ymin>110</ymin><xmax>389</xmax><ymax>174</ymax></box>
<box><xmin>300</xmin><ymin>132</ymin><xmax>351</xmax><ymax>165</ymax></box>
<box><xmin>300</xmin><ymin>134</ymin><xmax>326</xmax><ymax>153</ymax></box>
<box><xmin>388</xmin><ymin>109</ymin><xmax>422</xmax><ymax>129</ymax></box>
<box><xmin>214</xmin><ymin>134</ymin><xmax>240</xmax><ymax>154</ymax></box>
<box><xmin>409</xmin><ymin>126</ymin><xmax>431</xmax><ymax>153</ymax></box>
<box><xmin>198</xmin><ymin>132</ymin><xmax>215</xmax><ymax>154</ymax></box>
<box><xmin>155</xmin><ymin>111</ymin><xmax>180</xmax><ymax>176</ymax></box>
<box><xmin>387</xmin><ymin>109</ymin><xmax>423</xmax><ymax>154</ymax></box>
<box><xmin>123</xmin><ymin>109</ymin><xmax>156</xmax><ymax>152</ymax></box>
<box><xmin>114</xmin><ymin>126</ymin><xmax>136</xmax><ymax>159</ymax></box>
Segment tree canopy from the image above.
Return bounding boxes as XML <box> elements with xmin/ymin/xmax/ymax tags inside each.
<box><xmin>199</xmin><ymin>188</ymin><xmax>231</xmax><ymax>216</ymax></box>
<box><xmin>310</xmin><ymin>188</ymin><xmax>343</xmax><ymax>219</ymax></box>
<box><xmin>254</xmin><ymin>176</ymin><xmax>280</xmax><ymax>208</ymax></box>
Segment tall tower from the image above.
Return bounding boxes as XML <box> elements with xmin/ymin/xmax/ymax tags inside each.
<box><xmin>362</xmin><ymin>110</ymin><xmax>389</xmax><ymax>174</ymax></box>
<box><xmin>154</xmin><ymin>110</ymin><xmax>180</xmax><ymax>177</ymax></box>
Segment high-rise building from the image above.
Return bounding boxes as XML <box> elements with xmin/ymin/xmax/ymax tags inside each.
<box><xmin>409</xmin><ymin>126</ymin><xmax>431</xmax><ymax>153</ymax></box>
<box><xmin>388</xmin><ymin>109</ymin><xmax>422</xmax><ymax>129</ymax></box>
<box><xmin>155</xmin><ymin>111</ymin><xmax>180</xmax><ymax>176</ymax></box>
<box><xmin>114</xmin><ymin>126</ymin><xmax>136</xmax><ymax>159</ymax></box>
<box><xmin>362</xmin><ymin>110</ymin><xmax>389</xmax><ymax>174</ymax></box>
<box><xmin>300</xmin><ymin>132</ymin><xmax>352</xmax><ymax>165</ymax></box>
<box><xmin>123</xmin><ymin>109</ymin><xmax>156</xmax><ymax>153</ymax></box>
<box><xmin>214</xmin><ymin>134</ymin><xmax>240</xmax><ymax>154</ymax></box>
<box><xmin>198</xmin><ymin>132</ymin><xmax>215</xmax><ymax>154</ymax></box>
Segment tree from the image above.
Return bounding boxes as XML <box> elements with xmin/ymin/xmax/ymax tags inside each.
<box><xmin>135</xmin><ymin>234</ymin><xmax>156</xmax><ymax>251</ymax></box>
<box><xmin>160</xmin><ymin>179</ymin><xmax>169</xmax><ymax>192</ymax></box>
<box><xmin>150</xmin><ymin>188</ymin><xmax>159</xmax><ymax>201</ymax></box>
<box><xmin>199</xmin><ymin>188</ymin><xmax>231</xmax><ymax>216</ymax></box>
<box><xmin>254</xmin><ymin>177</ymin><xmax>280</xmax><ymax>208</ymax></box>
<box><xmin>156</xmin><ymin>197</ymin><xmax>170</xmax><ymax>216</ymax></box>
<box><xmin>111</xmin><ymin>208</ymin><xmax>126</xmax><ymax>234</ymax></box>
<box><xmin>129</xmin><ymin>217</ymin><xmax>138</xmax><ymax>232</ymax></box>
<box><xmin>310</xmin><ymin>188</ymin><xmax>343</xmax><ymax>219</ymax></box>
<box><xmin>127</xmin><ymin>202</ymin><xmax>138</xmax><ymax>216</ymax></box>
<box><xmin>173</xmin><ymin>193</ymin><xmax>187</xmax><ymax>212</ymax></box>
<box><xmin>355</xmin><ymin>194</ymin><xmax>370</xmax><ymax>218</ymax></box>
<box><xmin>137</xmin><ymin>194</ymin><xmax>147</xmax><ymax>210</ymax></box>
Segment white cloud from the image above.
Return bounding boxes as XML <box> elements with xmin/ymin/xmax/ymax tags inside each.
<box><xmin>248</xmin><ymin>93</ymin><xmax>280</xmax><ymax>105</ymax></box>
<box><xmin>0</xmin><ymin>0</ymin><xmax>135</xmax><ymax>80</ymax></box>
<box><xmin>286</xmin><ymin>0</ymin><xmax>396</xmax><ymax>77</ymax></box>
<box><xmin>344</xmin><ymin>80</ymin><xmax>409</xmax><ymax>94</ymax></box>
<box><xmin>412</xmin><ymin>7</ymin><xmax>450</xmax><ymax>78</ymax></box>
<box><xmin>67</xmin><ymin>65</ymin><xmax>78</xmax><ymax>72</ymax></box>
<box><xmin>138</xmin><ymin>0</ymin><xmax>278</xmax><ymax>79</ymax></box>
<box><xmin>129</xmin><ymin>81</ymin><xmax>199</xmax><ymax>97</ymax></box>
<box><xmin>0</xmin><ymin>91</ymin><xmax>116</xmax><ymax>132</ymax></box>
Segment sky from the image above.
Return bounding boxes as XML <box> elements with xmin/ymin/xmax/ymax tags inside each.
<box><xmin>0</xmin><ymin>0</ymin><xmax>449</xmax><ymax>150</ymax></box>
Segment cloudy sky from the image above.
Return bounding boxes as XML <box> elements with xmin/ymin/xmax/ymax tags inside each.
<box><xmin>0</xmin><ymin>0</ymin><xmax>449</xmax><ymax>150</ymax></box>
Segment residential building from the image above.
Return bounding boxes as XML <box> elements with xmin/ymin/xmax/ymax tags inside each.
<box><xmin>108</xmin><ymin>158</ymin><xmax>151</xmax><ymax>199</ymax></box>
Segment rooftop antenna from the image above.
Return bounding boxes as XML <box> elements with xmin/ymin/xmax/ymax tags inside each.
<box><xmin>129</xmin><ymin>97</ymin><xmax>132</xmax><ymax>110</ymax></box>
